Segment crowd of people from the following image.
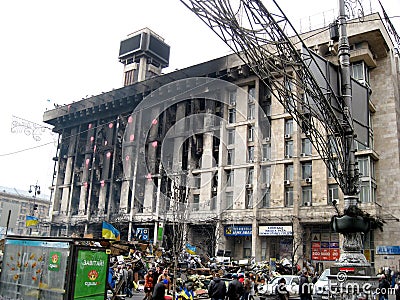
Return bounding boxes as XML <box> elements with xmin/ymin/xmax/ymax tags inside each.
<box><xmin>105</xmin><ymin>244</ymin><xmax>400</xmax><ymax>300</ymax></box>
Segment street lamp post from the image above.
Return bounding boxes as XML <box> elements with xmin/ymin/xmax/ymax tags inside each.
<box><xmin>28</xmin><ymin>184</ymin><xmax>41</xmax><ymax>235</ymax></box>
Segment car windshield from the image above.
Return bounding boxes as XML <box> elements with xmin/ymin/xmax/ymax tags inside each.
<box><xmin>319</xmin><ymin>269</ymin><xmax>330</xmax><ymax>281</ymax></box>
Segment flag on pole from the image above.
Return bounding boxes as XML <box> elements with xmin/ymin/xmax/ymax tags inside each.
<box><xmin>186</xmin><ymin>243</ymin><xmax>196</xmax><ymax>255</ymax></box>
<box><xmin>102</xmin><ymin>221</ymin><xmax>120</xmax><ymax>241</ymax></box>
<box><xmin>26</xmin><ymin>216</ymin><xmax>39</xmax><ymax>227</ymax></box>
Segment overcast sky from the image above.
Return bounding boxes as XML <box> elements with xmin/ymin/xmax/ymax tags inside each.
<box><xmin>0</xmin><ymin>0</ymin><xmax>398</xmax><ymax>195</ymax></box>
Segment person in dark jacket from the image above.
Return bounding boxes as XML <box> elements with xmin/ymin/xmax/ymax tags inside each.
<box><xmin>299</xmin><ymin>271</ymin><xmax>312</xmax><ymax>300</ymax></box>
<box><xmin>227</xmin><ymin>274</ymin><xmax>244</xmax><ymax>300</ymax></box>
<box><xmin>379</xmin><ymin>274</ymin><xmax>390</xmax><ymax>300</ymax></box>
<box><xmin>153</xmin><ymin>279</ymin><xmax>168</xmax><ymax>300</ymax></box>
<box><xmin>394</xmin><ymin>277</ymin><xmax>400</xmax><ymax>300</ymax></box>
<box><xmin>208</xmin><ymin>273</ymin><xmax>227</xmax><ymax>300</ymax></box>
<box><xmin>275</xmin><ymin>278</ymin><xmax>289</xmax><ymax>300</ymax></box>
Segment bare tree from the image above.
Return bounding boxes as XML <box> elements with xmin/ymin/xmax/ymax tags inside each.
<box><xmin>163</xmin><ymin>174</ymin><xmax>190</xmax><ymax>298</ymax></box>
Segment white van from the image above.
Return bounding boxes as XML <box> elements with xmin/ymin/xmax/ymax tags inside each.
<box><xmin>312</xmin><ymin>269</ymin><xmax>330</xmax><ymax>300</ymax></box>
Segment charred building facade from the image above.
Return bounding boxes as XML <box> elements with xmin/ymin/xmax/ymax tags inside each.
<box><xmin>44</xmin><ymin>14</ymin><xmax>400</xmax><ymax>270</ymax></box>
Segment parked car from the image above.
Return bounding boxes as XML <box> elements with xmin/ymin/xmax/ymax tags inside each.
<box><xmin>258</xmin><ymin>275</ymin><xmax>300</xmax><ymax>300</ymax></box>
<box><xmin>312</xmin><ymin>269</ymin><xmax>330</xmax><ymax>300</ymax></box>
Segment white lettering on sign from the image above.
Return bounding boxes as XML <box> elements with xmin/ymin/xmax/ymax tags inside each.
<box><xmin>259</xmin><ymin>225</ymin><xmax>293</xmax><ymax>236</ymax></box>
<box><xmin>82</xmin><ymin>260</ymin><xmax>105</xmax><ymax>267</ymax></box>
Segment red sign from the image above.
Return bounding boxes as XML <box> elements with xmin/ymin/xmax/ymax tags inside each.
<box><xmin>312</xmin><ymin>250</ymin><xmax>321</xmax><ymax>260</ymax></box>
<box><xmin>331</xmin><ymin>249</ymin><xmax>340</xmax><ymax>260</ymax></box>
<box><xmin>339</xmin><ymin>267</ymin><xmax>355</xmax><ymax>272</ymax></box>
<box><xmin>311</xmin><ymin>238</ymin><xmax>340</xmax><ymax>261</ymax></box>
<box><xmin>320</xmin><ymin>249</ymin><xmax>331</xmax><ymax>261</ymax></box>
<box><xmin>312</xmin><ymin>242</ymin><xmax>321</xmax><ymax>249</ymax></box>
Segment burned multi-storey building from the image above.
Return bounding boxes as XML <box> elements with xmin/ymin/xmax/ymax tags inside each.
<box><xmin>44</xmin><ymin>11</ymin><xmax>400</xmax><ymax>270</ymax></box>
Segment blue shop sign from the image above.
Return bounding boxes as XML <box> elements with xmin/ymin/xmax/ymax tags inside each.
<box><xmin>224</xmin><ymin>225</ymin><xmax>252</xmax><ymax>236</ymax></box>
<box><xmin>376</xmin><ymin>246</ymin><xmax>400</xmax><ymax>255</ymax></box>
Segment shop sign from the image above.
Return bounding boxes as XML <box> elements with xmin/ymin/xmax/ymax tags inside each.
<box><xmin>376</xmin><ymin>246</ymin><xmax>400</xmax><ymax>255</ymax></box>
<box><xmin>136</xmin><ymin>228</ymin><xmax>149</xmax><ymax>241</ymax></box>
<box><xmin>259</xmin><ymin>225</ymin><xmax>292</xmax><ymax>236</ymax></box>
<box><xmin>73</xmin><ymin>250</ymin><xmax>108</xmax><ymax>300</ymax></box>
<box><xmin>224</xmin><ymin>225</ymin><xmax>252</xmax><ymax>236</ymax></box>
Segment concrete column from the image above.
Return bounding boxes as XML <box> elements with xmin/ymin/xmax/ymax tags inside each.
<box><xmin>137</xmin><ymin>57</ymin><xmax>148</xmax><ymax>82</ymax></box>
<box><xmin>60</xmin><ymin>127</ymin><xmax>78</xmax><ymax>215</ymax></box>
<box><xmin>98</xmin><ymin>122</ymin><xmax>115</xmax><ymax>214</ymax></box>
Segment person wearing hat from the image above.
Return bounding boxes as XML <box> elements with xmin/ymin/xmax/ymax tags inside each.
<box><xmin>227</xmin><ymin>274</ymin><xmax>244</xmax><ymax>300</ymax></box>
<box><xmin>153</xmin><ymin>279</ymin><xmax>169</xmax><ymax>300</ymax></box>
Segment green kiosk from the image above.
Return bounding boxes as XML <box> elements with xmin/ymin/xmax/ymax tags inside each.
<box><xmin>0</xmin><ymin>236</ymin><xmax>110</xmax><ymax>300</ymax></box>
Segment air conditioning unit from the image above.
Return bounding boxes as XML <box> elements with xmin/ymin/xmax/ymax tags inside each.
<box><xmin>284</xmin><ymin>134</ymin><xmax>291</xmax><ymax>139</ymax></box>
<box><xmin>304</xmin><ymin>201</ymin><xmax>312</xmax><ymax>206</ymax></box>
<box><xmin>245</xmin><ymin>184</ymin><xmax>253</xmax><ymax>189</ymax></box>
<box><xmin>305</xmin><ymin>178</ymin><xmax>312</xmax><ymax>184</ymax></box>
<box><xmin>284</xmin><ymin>180</ymin><xmax>290</xmax><ymax>185</ymax></box>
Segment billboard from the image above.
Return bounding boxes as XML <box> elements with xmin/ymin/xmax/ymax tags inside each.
<box><xmin>73</xmin><ymin>249</ymin><xmax>108</xmax><ymax>300</ymax></box>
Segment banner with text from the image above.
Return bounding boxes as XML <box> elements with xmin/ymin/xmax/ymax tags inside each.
<box><xmin>224</xmin><ymin>225</ymin><xmax>252</xmax><ymax>236</ymax></box>
<box><xmin>259</xmin><ymin>225</ymin><xmax>293</xmax><ymax>236</ymax></box>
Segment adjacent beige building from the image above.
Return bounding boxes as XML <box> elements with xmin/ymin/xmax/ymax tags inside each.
<box><xmin>0</xmin><ymin>187</ymin><xmax>51</xmax><ymax>237</ymax></box>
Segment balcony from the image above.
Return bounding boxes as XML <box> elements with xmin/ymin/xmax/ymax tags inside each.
<box><xmin>349</xmin><ymin>47</ymin><xmax>377</xmax><ymax>68</ymax></box>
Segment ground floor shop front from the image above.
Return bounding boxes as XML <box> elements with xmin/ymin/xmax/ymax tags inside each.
<box><xmin>51</xmin><ymin>220</ymin><xmax>376</xmax><ymax>269</ymax></box>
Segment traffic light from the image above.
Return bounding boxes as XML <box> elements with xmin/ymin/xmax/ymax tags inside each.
<box><xmin>33</xmin><ymin>204</ymin><xmax>38</xmax><ymax>211</ymax></box>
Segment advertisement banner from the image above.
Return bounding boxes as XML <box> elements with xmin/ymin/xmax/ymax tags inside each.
<box><xmin>48</xmin><ymin>251</ymin><xmax>61</xmax><ymax>271</ymax></box>
<box><xmin>73</xmin><ymin>250</ymin><xmax>108</xmax><ymax>300</ymax></box>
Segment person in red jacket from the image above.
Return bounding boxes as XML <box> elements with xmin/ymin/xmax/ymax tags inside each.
<box><xmin>144</xmin><ymin>269</ymin><xmax>155</xmax><ymax>300</ymax></box>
